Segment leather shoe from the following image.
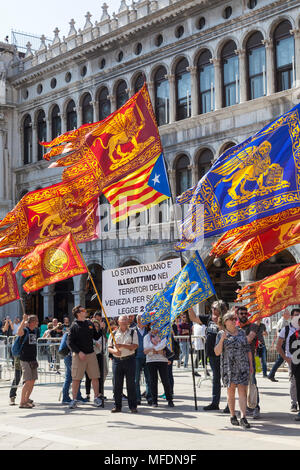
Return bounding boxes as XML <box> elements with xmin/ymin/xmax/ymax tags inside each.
<box><xmin>203</xmin><ymin>403</ymin><xmax>219</xmax><ymax>411</ymax></box>
<box><xmin>268</xmin><ymin>376</ymin><xmax>278</xmax><ymax>382</ymax></box>
<box><xmin>131</xmin><ymin>408</ymin><xmax>138</xmax><ymax>413</ymax></box>
<box><xmin>168</xmin><ymin>401</ymin><xmax>175</xmax><ymax>407</ymax></box>
<box><xmin>111</xmin><ymin>407</ymin><xmax>122</xmax><ymax>413</ymax></box>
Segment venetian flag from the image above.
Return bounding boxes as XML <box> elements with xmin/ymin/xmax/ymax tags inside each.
<box><xmin>0</xmin><ymin>176</ymin><xmax>100</xmax><ymax>259</ymax></box>
<box><xmin>14</xmin><ymin>233</ymin><xmax>87</xmax><ymax>293</ymax></box>
<box><xmin>236</xmin><ymin>264</ymin><xmax>300</xmax><ymax>323</ymax></box>
<box><xmin>140</xmin><ymin>252</ymin><xmax>215</xmax><ymax>344</ymax></box>
<box><xmin>41</xmin><ymin>84</ymin><xmax>170</xmax><ymax>220</ymax></box>
<box><xmin>224</xmin><ymin>219</ymin><xmax>300</xmax><ymax>277</ymax></box>
<box><xmin>0</xmin><ymin>262</ymin><xmax>20</xmax><ymax>306</ymax></box>
<box><xmin>176</xmin><ymin>103</ymin><xmax>300</xmax><ymax>251</ymax></box>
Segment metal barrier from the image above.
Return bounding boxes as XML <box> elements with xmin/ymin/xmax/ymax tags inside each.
<box><xmin>0</xmin><ymin>336</ymin><xmax>66</xmax><ymax>387</ymax></box>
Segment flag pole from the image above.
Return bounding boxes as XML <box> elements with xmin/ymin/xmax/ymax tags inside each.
<box><xmin>74</xmin><ymin>239</ymin><xmax>117</xmax><ymax>347</ymax></box>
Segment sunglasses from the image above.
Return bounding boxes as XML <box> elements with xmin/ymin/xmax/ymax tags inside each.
<box><xmin>239</xmin><ymin>312</ymin><xmax>248</xmax><ymax>316</ymax></box>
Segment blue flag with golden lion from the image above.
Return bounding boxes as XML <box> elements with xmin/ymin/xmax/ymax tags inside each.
<box><xmin>176</xmin><ymin>103</ymin><xmax>300</xmax><ymax>251</ymax></box>
<box><xmin>140</xmin><ymin>252</ymin><xmax>215</xmax><ymax>344</ymax></box>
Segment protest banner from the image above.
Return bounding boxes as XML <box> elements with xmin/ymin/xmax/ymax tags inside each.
<box><xmin>102</xmin><ymin>258</ymin><xmax>181</xmax><ymax>318</ymax></box>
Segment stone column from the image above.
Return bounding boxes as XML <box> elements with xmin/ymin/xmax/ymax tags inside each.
<box><xmin>60</xmin><ymin>112</ymin><xmax>67</xmax><ymax>134</ymax></box>
<box><xmin>0</xmin><ymin>131</ymin><xmax>4</xmax><ymax>198</ymax></box>
<box><xmin>46</xmin><ymin>118</ymin><xmax>51</xmax><ymax>142</ymax></box>
<box><xmin>210</xmin><ymin>58</ymin><xmax>222</xmax><ymax>110</ymax></box>
<box><xmin>262</xmin><ymin>38</ymin><xmax>275</xmax><ymax>95</ymax></box>
<box><xmin>165</xmin><ymin>74</ymin><xmax>176</xmax><ymax>123</ymax></box>
<box><xmin>167</xmin><ymin>168</ymin><xmax>176</xmax><ymax>199</ymax></box>
<box><xmin>108</xmin><ymin>94</ymin><xmax>116</xmax><ymax>113</ymax></box>
<box><xmin>147</xmin><ymin>80</ymin><xmax>155</xmax><ymax>109</ymax></box>
<box><xmin>291</xmin><ymin>29</ymin><xmax>300</xmax><ymax>86</ymax></box>
<box><xmin>189</xmin><ymin>164</ymin><xmax>197</xmax><ymax>186</ymax></box>
<box><xmin>32</xmin><ymin>124</ymin><xmax>38</xmax><ymax>162</ymax></box>
<box><xmin>187</xmin><ymin>66</ymin><xmax>198</xmax><ymax>117</ymax></box>
<box><xmin>42</xmin><ymin>286</ymin><xmax>54</xmax><ymax>318</ymax></box>
<box><xmin>77</xmin><ymin>105</ymin><xmax>82</xmax><ymax>127</ymax></box>
<box><xmin>92</xmin><ymin>100</ymin><xmax>99</xmax><ymax>122</ymax></box>
<box><xmin>235</xmin><ymin>49</ymin><xmax>247</xmax><ymax>103</ymax></box>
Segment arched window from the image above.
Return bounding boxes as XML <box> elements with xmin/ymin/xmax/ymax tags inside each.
<box><xmin>37</xmin><ymin>110</ymin><xmax>46</xmax><ymax>161</ymax></box>
<box><xmin>116</xmin><ymin>80</ymin><xmax>129</xmax><ymax>109</ymax></box>
<box><xmin>98</xmin><ymin>88</ymin><xmax>111</xmax><ymax>121</ymax></box>
<box><xmin>246</xmin><ymin>31</ymin><xmax>266</xmax><ymax>99</ymax></box>
<box><xmin>221</xmin><ymin>40</ymin><xmax>239</xmax><ymax>107</ymax></box>
<box><xmin>220</xmin><ymin>141</ymin><xmax>236</xmax><ymax>156</ymax></box>
<box><xmin>154</xmin><ymin>66</ymin><xmax>169</xmax><ymax>126</ymax></box>
<box><xmin>197</xmin><ymin>49</ymin><xmax>214</xmax><ymax>114</ymax></box>
<box><xmin>23</xmin><ymin>115</ymin><xmax>32</xmax><ymax>165</ymax></box>
<box><xmin>134</xmin><ymin>73</ymin><xmax>144</xmax><ymax>93</ymax></box>
<box><xmin>274</xmin><ymin>20</ymin><xmax>295</xmax><ymax>92</ymax></box>
<box><xmin>66</xmin><ymin>100</ymin><xmax>77</xmax><ymax>131</ymax></box>
<box><xmin>197</xmin><ymin>149</ymin><xmax>213</xmax><ymax>180</ymax></box>
<box><xmin>51</xmin><ymin>105</ymin><xmax>61</xmax><ymax>140</ymax></box>
<box><xmin>175</xmin><ymin>154</ymin><xmax>191</xmax><ymax>196</ymax></box>
<box><xmin>175</xmin><ymin>58</ymin><xmax>191</xmax><ymax>121</ymax></box>
<box><xmin>82</xmin><ymin>93</ymin><xmax>93</xmax><ymax>124</ymax></box>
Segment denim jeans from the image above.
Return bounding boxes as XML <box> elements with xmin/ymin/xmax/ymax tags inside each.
<box><xmin>135</xmin><ymin>356</ymin><xmax>152</xmax><ymax>402</ymax></box>
<box><xmin>9</xmin><ymin>368</ymin><xmax>22</xmax><ymax>399</ymax></box>
<box><xmin>208</xmin><ymin>355</ymin><xmax>221</xmax><ymax>406</ymax></box>
<box><xmin>62</xmin><ymin>354</ymin><xmax>84</xmax><ymax>402</ymax></box>
<box><xmin>180</xmin><ymin>341</ymin><xmax>190</xmax><ymax>368</ymax></box>
<box><xmin>268</xmin><ymin>354</ymin><xmax>284</xmax><ymax>378</ymax></box>
<box><xmin>259</xmin><ymin>345</ymin><xmax>267</xmax><ymax>376</ymax></box>
<box><xmin>112</xmin><ymin>355</ymin><xmax>137</xmax><ymax>410</ymax></box>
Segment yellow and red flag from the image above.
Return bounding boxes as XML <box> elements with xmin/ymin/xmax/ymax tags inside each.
<box><xmin>224</xmin><ymin>219</ymin><xmax>300</xmax><ymax>277</ymax></box>
<box><xmin>0</xmin><ymin>175</ymin><xmax>100</xmax><ymax>259</ymax></box>
<box><xmin>236</xmin><ymin>264</ymin><xmax>300</xmax><ymax>323</ymax></box>
<box><xmin>211</xmin><ymin>207</ymin><xmax>300</xmax><ymax>258</ymax></box>
<box><xmin>14</xmin><ymin>233</ymin><xmax>87</xmax><ymax>293</ymax></box>
<box><xmin>41</xmin><ymin>84</ymin><xmax>170</xmax><ymax>221</ymax></box>
<box><xmin>0</xmin><ymin>262</ymin><xmax>20</xmax><ymax>306</ymax></box>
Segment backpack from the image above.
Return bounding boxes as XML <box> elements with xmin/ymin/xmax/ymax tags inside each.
<box><xmin>11</xmin><ymin>329</ymin><xmax>29</xmax><ymax>357</ymax></box>
<box><xmin>58</xmin><ymin>332</ymin><xmax>70</xmax><ymax>358</ymax></box>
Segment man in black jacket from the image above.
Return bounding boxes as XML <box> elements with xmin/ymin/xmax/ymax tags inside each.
<box><xmin>68</xmin><ymin>305</ymin><xmax>102</xmax><ymax>409</ymax></box>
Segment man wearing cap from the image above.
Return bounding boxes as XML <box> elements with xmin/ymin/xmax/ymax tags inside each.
<box><xmin>108</xmin><ymin>315</ymin><xmax>138</xmax><ymax>413</ymax></box>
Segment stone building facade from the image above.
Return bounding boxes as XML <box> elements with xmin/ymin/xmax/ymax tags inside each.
<box><xmin>0</xmin><ymin>0</ymin><xmax>300</xmax><ymax>321</ymax></box>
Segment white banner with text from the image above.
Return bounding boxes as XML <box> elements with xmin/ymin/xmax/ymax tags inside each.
<box><xmin>102</xmin><ymin>259</ymin><xmax>182</xmax><ymax>318</ymax></box>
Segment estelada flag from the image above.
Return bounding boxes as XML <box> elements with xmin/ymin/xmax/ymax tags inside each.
<box><xmin>224</xmin><ymin>219</ymin><xmax>300</xmax><ymax>277</ymax></box>
<box><xmin>0</xmin><ymin>262</ymin><xmax>20</xmax><ymax>306</ymax></box>
<box><xmin>236</xmin><ymin>263</ymin><xmax>300</xmax><ymax>323</ymax></box>
<box><xmin>41</xmin><ymin>84</ymin><xmax>170</xmax><ymax>220</ymax></box>
<box><xmin>14</xmin><ymin>233</ymin><xmax>87</xmax><ymax>293</ymax></box>
<box><xmin>0</xmin><ymin>174</ymin><xmax>100</xmax><ymax>258</ymax></box>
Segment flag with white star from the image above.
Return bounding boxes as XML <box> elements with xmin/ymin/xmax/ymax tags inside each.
<box><xmin>103</xmin><ymin>153</ymin><xmax>171</xmax><ymax>223</ymax></box>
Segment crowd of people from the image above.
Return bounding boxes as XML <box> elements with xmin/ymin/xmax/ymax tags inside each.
<box><xmin>2</xmin><ymin>302</ymin><xmax>300</xmax><ymax>429</ymax></box>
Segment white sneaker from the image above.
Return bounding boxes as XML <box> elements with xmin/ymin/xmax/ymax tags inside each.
<box><xmin>69</xmin><ymin>400</ymin><xmax>78</xmax><ymax>409</ymax></box>
<box><xmin>94</xmin><ymin>397</ymin><xmax>103</xmax><ymax>407</ymax></box>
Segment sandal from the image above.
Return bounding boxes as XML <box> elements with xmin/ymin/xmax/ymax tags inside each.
<box><xmin>19</xmin><ymin>403</ymin><xmax>33</xmax><ymax>409</ymax></box>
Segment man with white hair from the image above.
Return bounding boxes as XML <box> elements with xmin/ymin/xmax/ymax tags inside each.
<box><xmin>108</xmin><ymin>315</ymin><xmax>138</xmax><ymax>413</ymax></box>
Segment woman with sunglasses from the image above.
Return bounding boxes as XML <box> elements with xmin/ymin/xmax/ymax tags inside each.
<box><xmin>214</xmin><ymin>310</ymin><xmax>254</xmax><ymax>429</ymax></box>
